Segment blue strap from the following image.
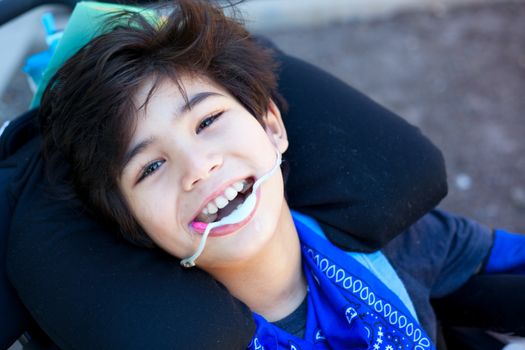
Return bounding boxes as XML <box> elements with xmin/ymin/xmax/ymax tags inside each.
<box><xmin>484</xmin><ymin>229</ymin><xmax>525</xmax><ymax>274</ymax></box>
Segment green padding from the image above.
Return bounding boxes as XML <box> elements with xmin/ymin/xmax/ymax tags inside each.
<box><xmin>31</xmin><ymin>1</ymin><xmax>156</xmax><ymax>108</ymax></box>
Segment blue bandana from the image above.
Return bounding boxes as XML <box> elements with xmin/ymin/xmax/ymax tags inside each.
<box><xmin>248</xmin><ymin>212</ymin><xmax>436</xmax><ymax>350</ymax></box>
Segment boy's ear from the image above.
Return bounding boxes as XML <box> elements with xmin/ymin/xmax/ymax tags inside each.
<box><xmin>263</xmin><ymin>99</ymin><xmax>289</xmax><ymax>153</ymax></box>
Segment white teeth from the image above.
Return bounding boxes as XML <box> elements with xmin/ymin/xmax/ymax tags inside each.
<box><xmin>214</xmin><ymin>195</ymin><xmax>229</xmax><ymax>209</ymax></box>
<box><xmin>224</xmin><ymin>186</ymin><xmax>238</xmax><ymax>201</ymax></box>
<box><xmin>207</xmin><ymin>202</ymin><xmax>218</xmax><ymax>214</ymax></box>
<box><xmin>232</xmin><ymin>181</ymin><xmax>244</xmax><ymax>192</ymax></box>
<box><xmin>198</xmin><ymin>179</ymin><xmax>250</xmax><ymax>219</ymax></box>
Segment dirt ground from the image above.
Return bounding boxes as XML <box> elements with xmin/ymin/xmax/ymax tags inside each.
<box><xmin>1</xmin><ymin>0</ymin><xmax>524</xmax><ymax>232</ymax></box>
<box><xmin>262</xmin><ymin>0</ymin><xmax>525</xmax><ymax>232</ymax></box>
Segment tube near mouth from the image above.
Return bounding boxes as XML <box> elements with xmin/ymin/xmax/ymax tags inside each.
<box><xmin>180</xmin><ymin>151</ymin><xmax>282</xmax><ymax>268</ymax></box>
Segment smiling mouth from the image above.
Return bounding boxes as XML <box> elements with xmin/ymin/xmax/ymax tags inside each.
<box><xmin>193</xmin><ymin>177</ymin><xmax>255</xmax><ymax>224</ymax></box>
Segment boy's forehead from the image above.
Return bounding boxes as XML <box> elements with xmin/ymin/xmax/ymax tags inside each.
<box><xmin>133</xmin><ymin>73</ymin><xmax>230</xmax><ymax>113</ymax></box>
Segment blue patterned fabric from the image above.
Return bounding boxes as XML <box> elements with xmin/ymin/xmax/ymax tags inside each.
<box><xmin>248</xmin><ymin>212</ymin><xmax>436</xmax><ymax>350</ymax></box>
<box><xmin>293</xmin><ymin>211</ymin><xmax>419</xmax><ymax>321</ymax></box>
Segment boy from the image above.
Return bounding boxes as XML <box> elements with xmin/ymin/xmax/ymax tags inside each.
<box><xmin>38</xmin><ymin>1</ymin><xmax>523</xmax><ymax>349</ymax></box>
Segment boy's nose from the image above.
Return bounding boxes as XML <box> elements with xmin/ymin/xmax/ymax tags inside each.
<box><xmin>180</xmin><ymin>150</ymin><xmax>222</xmax><ymax>191</ymax></box>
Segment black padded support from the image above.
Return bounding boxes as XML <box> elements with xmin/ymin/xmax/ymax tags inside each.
<box><xmin>432</xmin><ymin>274</ymin><xmax>525</xmax><ymax>336</ymax></box>
<box><xmin>279</xmin><ymin>53</ymin><xmax>447</xmax><ymax>251</ymax></box>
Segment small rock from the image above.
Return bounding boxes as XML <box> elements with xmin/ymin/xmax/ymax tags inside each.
<box><xmin>455</xmin><ymin>173</ymin><xmax>472</xmax><ymax>191</ymax></box>
<box><xmin>510</xmin><ymin>187</ymin><xmax>525</xmax><ymax>209</ymax></box>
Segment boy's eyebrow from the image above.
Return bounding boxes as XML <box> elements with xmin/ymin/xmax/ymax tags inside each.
<box><xmin>122</xmin><ymin>138</ymin><xmax>155</xmax><ymax>171</ymax></box>
<box><xmin>180</xmin><ymin>91</ymin><xmax>223</xmax><ymax>113</ymax></box>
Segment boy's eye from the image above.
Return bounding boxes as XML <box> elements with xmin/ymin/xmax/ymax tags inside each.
<box><xmin>196</xmin><ymin>111</ymin><xmax>223</xmax><ymax>134</ymax></box>
<box><xmin>138</xmin><ymin>160</ymin><xmax>165</xmax><ymax>182</ymax></box>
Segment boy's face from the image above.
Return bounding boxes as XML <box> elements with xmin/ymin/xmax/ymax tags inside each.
<box><xmin>119</xmin><ymin>75</ymin><xmax>289</xmax><ymax>269</ymax></box>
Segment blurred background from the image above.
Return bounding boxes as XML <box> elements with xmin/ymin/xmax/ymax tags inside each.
<box><xmin>1</xmin><ymin>0</ymin><xmax>524</xmax><ymax>232</ymax></box>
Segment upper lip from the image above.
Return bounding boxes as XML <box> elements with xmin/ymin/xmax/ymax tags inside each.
<box><xmin>190</xmin><ymin>176</ymin><xmax>253</xmax><ymax>223</ymax></box>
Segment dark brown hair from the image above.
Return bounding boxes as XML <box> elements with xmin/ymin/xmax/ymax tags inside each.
<box><xmin>39</xmin><ymin>0</ymin><xmax>283</xmax><ymax>246</ymax></box>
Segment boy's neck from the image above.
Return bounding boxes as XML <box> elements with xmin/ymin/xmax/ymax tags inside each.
<box><xmin>207</xmin><ymin>204</ymin><xmax>307</xmax><ymax>322</ymax></box>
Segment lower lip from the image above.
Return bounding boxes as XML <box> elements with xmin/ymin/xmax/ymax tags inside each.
<box><xmin>190</xmin><ymin>187</ymin><xmax>261</xmax><ymax>237</ymax></box>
